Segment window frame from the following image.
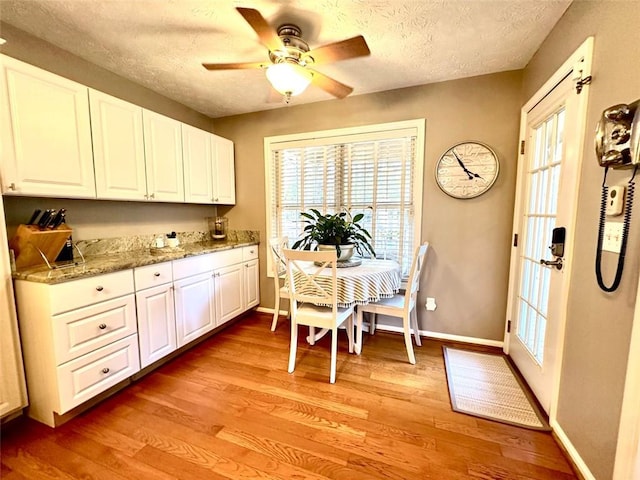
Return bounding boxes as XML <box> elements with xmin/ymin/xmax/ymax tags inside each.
<box><xmin>264</xmin><ymin>119</ymin><xmax>425</xmax><ymax>278</ymax></box>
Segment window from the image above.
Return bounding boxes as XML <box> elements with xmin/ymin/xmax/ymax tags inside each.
<box><xmin>264</xmin><ymin>120</ymin><xmax>425</xmax><ymax>277</ymax></box>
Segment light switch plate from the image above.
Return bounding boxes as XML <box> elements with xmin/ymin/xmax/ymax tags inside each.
<box><xmin>603</xmin><ymin>222</ymin><xmax>623</xmax><ymax>253</ymax></box>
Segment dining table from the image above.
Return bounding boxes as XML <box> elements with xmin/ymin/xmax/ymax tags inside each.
<box><xmin>292</xmin><ymin>258</ymin><xmax>402</xmax><ymax>353</ymax></box>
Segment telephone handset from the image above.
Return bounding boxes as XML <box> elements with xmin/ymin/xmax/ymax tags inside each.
<box><xmin>595</xmin><ymin>100</ymin><xmax>640</xmax><ymax>167</ymax></box>
<box><xmin>595</xmin><ymin>99</ymin><xmax>639</xmax><ymax>292</ymax></box>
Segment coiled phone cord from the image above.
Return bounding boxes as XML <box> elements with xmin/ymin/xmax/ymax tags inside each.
<box><xmin>596</xmin><ymin>165</ymin><xmax>637</xmax><ymax>292</ymax></box>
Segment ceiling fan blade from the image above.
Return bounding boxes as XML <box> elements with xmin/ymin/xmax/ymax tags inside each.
<box><xmin>310</xmin><ymin>70</ymin><xmax>353</xmax><ymax>99</ymax></box>
<box><xmin>202</xmin><ymin>62</ymin><xmax>266</xmax><ymax>70</ymax></box>
<box><xmin>236</xmin><ymin>7</ymin><xmax>284</xmax><ymax>52</ymax></box>
<box><xmin>303</xmin><ymin>36</ymin><xmax>370</xmax><ymax>65</ymax></box>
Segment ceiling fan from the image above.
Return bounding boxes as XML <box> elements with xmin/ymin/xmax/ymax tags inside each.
<box><xmin>202</xmin><ymin>7</ymin><xmax>370</xmax><ymax>101</ymax></box>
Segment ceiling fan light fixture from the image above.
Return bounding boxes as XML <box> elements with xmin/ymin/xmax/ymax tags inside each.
<box><xmin>266</xmin><ymin>62</ymin><xmax>312</xmax><ymax>96</ymax></box>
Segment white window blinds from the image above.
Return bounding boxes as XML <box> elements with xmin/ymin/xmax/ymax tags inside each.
<box><xmin>266</xmin><ymin>121</ymin><xmax>424</xmax><ymax>277</ymax></box>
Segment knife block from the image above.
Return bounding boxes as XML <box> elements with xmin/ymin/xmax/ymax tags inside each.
<box><xmin>9</xmin><ymin>224</ymin><xmax>73</xmax><ymax>269</ymax></box>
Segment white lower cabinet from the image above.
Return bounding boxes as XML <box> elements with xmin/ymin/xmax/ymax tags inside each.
<box><xmin>174</xmin><ymin>272</ymin><xmax>216</xmax><ymax>347</ymax></box>
<box><xmin>136</xmin><ymin>284</ymin><xmax>177</xmax><ymax>368</ymax></box>
<box><xmin>244</xmin><ymin>258</ymin><xmax>260</xmax><ymax>309</ymax></box>
<box><xmin>14</xmin><ymin>246</ymin><xmax>259</xmax><ymax>426</ymax></box>
<box><xmin>14</xmin><ymin>271</ymin><xmax>139</xmax><ymax>427</ymax></box>
<box><xmin>57</xmin><ymin>335</ymin><xmax>139</xmax><ymax>414</ymax></box>
<box><xmin>215</xmin><ymin>263</ymin><xmax>244</xmax><ymax>326</ymax></box>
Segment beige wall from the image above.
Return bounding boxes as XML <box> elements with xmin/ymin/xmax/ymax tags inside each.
<box><xmin>213</xmin><ymin>70</ymin><xmax>522</xmax><ymax>341</ymax></box>
<box><xmin>0</xmin><ymin>23</ymin><xmax>217</xmax><ymax>241</ymax></box>
<box><xmin>523</xmin><ymin>1</ymin><xmax>640</xmax><ymax>478</ymax></box>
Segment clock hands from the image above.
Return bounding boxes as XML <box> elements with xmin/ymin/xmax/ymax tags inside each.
<box><xmin>452</xmin><ymin>150</ymin><xmax>484</xmax><ymax>180</ymax></box>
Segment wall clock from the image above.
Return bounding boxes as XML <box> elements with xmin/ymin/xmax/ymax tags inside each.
<box><xmin>435</xmin><ymin>141</ymin><xmax>499</xmax><ymax>199</ymax></box>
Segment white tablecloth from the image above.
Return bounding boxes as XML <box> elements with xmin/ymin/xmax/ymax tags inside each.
<box><xmin>293</xmin><ymin>259</ymin><xmax>401</xmax><ymax>308</ymax></box>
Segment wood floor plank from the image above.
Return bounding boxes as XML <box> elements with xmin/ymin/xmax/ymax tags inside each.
<box><xmin>0</xmin><ymin>313</ymin><xmax>578</xmax><ymax>480</ymax></box>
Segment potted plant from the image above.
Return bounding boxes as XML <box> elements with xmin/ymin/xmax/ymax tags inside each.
<box><xmin>291</xmin><ymin>209</ymin><xmax>376</xmax><ymax>261</ymax></box>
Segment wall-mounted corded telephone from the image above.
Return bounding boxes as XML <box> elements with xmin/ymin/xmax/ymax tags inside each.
<box><xmin>594</xmin><ymin>99</ymin><xmax>639</xmax><ymax>292</ymax></box>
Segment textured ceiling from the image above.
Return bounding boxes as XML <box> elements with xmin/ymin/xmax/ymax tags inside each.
<box><xmin>0</xmin><ymin>0</ymin><xmax>572</xmax><ymax>119</ymax></box>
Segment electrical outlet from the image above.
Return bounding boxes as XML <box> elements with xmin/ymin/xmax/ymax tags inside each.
<box><xmin>425</xmin><ymin>297</ymin><xmax>437</xmax><ymax>311</ymax></box>
<box><xmin>603</xmin><ymin>222</ymin><xmax>623</xmax><ymax>253</ymax></box>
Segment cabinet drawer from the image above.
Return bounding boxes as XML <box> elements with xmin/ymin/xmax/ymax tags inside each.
<box><xmin>52</xmin><ymin>294</ymin><xmax>137</xmax><ymax>365</ymax></box>
<box><xmin>212</xmin><ymin>248</ymin><xmax>243</xmax><ymax>268</ymax></box>
<box><xmin>134</xmin><ymin>262</ymin><xmax>173</xmax><ymax>291</ymax></box>
<box><xmin>50</xmin><ymin>270</ymin><xmax>134</xmax><ymax>314</ymax></box>
<box><xmin>56</xmin><ymin>334</ymin><xmax>140</xmax><ymax>414</ymax></box>
<box><xmin>172</xmin><ymin>253</ymin><xmax>215</xmax><ymax>280</ymax></box>
<box><xmin>243</xmin><ymin>245</ymin><xmax>258</xmax><ymax>261</ymax></box>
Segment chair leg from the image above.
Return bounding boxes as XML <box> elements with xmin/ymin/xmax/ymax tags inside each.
<box><xmin>271</xmin><ymin>294</ymin><xmax>281</xmax><ymax>331</ymax></box>
<box><xmin>368</xmin><ymin>312</ymin><xmax>377</xmax><ymax>335</ymax></box>
<box><xmin>288</xmin><ymin>319</ymin><xmax>298</xmax><ymax>374</ymax></box>
<box><xmin>355</xmin><ymin>308</ymin><xmax>364</xmax><ymax>355</ymax></box>
<box><xmin>403</xmin><ymin>314</ymin><xmax>416</xmax><ymax>365</ymax></box>
<box><xmin>330</xmin><ymin>327</ymin><xmax>338</xmax><ymax>383</ymax></box>
<box><xmin>411</xmin><ymin>308</ymin><xmax>422</xmax><ymax>346</ymax></box>
<box><xmin>347</xmin><ymin>313</ymin><xmax>354</xmax><ymax>354</ymax></box>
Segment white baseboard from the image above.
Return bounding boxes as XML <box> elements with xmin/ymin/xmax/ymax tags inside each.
<box><xmin>373</xmin><ymin>324</ymin><xmax>503</xmax><ymax>348</ymax></box>
<box><xmin>551</xmin><ymin>418</ymin><xmax>595</xmax><ymax>480</ymax></box>
<box><xmin>256</xmin><ymin>308</ymin><xmax>503</xmax><ymax>348</ymax></box>
<box><xmin>255</xmin><ymin>307</ymin><xmax>288</xmax><ymax>316</ymax></box>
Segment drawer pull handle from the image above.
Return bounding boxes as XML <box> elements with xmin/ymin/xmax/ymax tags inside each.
<box><xmin>154</xmin><ymin>272</ymin><xmax>161</xmax><ymax>277</ymax></box>
<box><xmin>98</xmin><ymin>323</ymin><xmax>107</xmax><ymax>330</ymax></box>
<box><xmin>96</xmin><ymin>286</ymin><xmax>104</xmax><ymax>292</ymax></box>
<box><xmin>101</xmin><ymin>367</ymin><xmax>110</xmax><ymax>374</ymax></box>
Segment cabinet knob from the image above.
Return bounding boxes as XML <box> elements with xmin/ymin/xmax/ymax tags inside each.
<box><xmin>101</xmin><ymin>367</ymin><xmax>110</xmax><ymax>374</ymax></box>
<box><xmin>154</xmin><ymin>272</ymin><xmax>161</xmax><ymax>277</ymax></box>
<box><xmin>214</xmin><ymin>197</ymin><xmax>219</xmax><ymax>202</ymax></box>
<box><xmin>6</xmin><ymin>182</ymin><xmax>16</xmax><ymax>191</ymax></box>
<box><xmin>245</xmin><ymin>264</ymin><xmax>249</xmax><ymax>268</ymax></box>
<box><xmin>98</xmin><ymin>323</ymin><xmax>107</xmax><ymax>330</ymax></box>
<box><xmin>96</xmin><ymin>286</ymin><xmax>104</xmax><ymax>292</ymax></box>
<box><xmin>149</xmin><ymin>193</ymin><xmax>155</xmax><ymax>199</ymax></box>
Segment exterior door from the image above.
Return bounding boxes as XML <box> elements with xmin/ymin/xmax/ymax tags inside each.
<box><xmin>506</xmin><ymin>50</ymin><xmax>590</xmax><ymax>415</ymax></box>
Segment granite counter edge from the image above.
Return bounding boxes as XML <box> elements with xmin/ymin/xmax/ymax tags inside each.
<box><xmin>12</xmin><ymin>241</ymin><xmax>260</xmax><ymax>285</ymax></box>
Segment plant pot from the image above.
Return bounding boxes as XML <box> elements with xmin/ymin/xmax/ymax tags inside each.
<box><xmin>318</xmin><ymin>244</ymin><xmax>354</xmax><ymax>262</ymax></box>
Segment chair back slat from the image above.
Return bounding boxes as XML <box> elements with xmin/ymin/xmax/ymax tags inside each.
<box><xmin>405</xmin><ymin>242</ymin><xmax>429</xmax><ymax>306</ymax></box>
<box><xmin>269</xmin><ymin>236</ymin><xmax>289</xmax><ymax>277</ymax></box>
<box><xmin>283</xmin><ymin>249</ymin><xmax>338</xmax><ymax>312</ymax></box>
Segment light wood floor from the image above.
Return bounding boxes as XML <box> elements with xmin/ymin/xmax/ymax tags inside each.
<box><xmin>1</xmin><ymin>312</ymin><xmax>577</xmax><ymax>479</ymax></box>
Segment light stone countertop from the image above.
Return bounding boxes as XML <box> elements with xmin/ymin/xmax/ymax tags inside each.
<box><xmin>12</xmin><ymin>237</ymin><xmax>259</xmax><ymax>285</ymax></box>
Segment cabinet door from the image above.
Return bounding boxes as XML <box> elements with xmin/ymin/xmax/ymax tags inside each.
<box><xmin>0</xmin><ymin>196</ymin><xmax>26</xmax><ymax>418</ymax></box>
<box><xmin>182</xmin><ymin>124</ymin><xmax>213</xmax><ymax>204</ymax></box>
<box><xmin>211</xmin><ymin>135</ymin><xmax>236</xmax><ymax>205</ymax></box>
<box><xmin>244</xmin><ymin>259</ymin><xmax>260</xmax><ymax>310</ymax></box>
<box><xmin>214</xmin><ymin>263</ymin><xmax>244</xmax><ymax>326</ymax></box>
<box><xmin>0</xmin><ymin>55</ymin><xmax>95</xmax><ymax>198</ymax></box>
<box><xmin>143</xmin><ymin>110</ymin><xmax>184</xmax><ymax>202</ymax></box>
<box><xmin>136</xmin><ymin>284</ymin><xmax>176</xmax><ymax>368</ymax></box>
<box><xmin>174</xmin><ymin>272</ymin><xmax>215</xmax><ymax>347</ymax></box>
<box><xmin>89</xmin><ymin>90</ymin><xmax>147</xmax><ymax>201</ymax></box>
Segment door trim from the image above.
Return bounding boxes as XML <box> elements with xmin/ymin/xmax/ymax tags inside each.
<box><xmin>613</xmin><ymin>277</ymin><xmax>640</xmax><ymax>479</ymax></box>
<box><xmin>503</xmin><ymin>37</ymin><xmax>594</xmax><ymax>425</ymax></box>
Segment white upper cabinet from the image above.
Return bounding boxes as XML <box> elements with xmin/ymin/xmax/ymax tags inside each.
<box><xmin>89</xmin><ymin>90</ymin><xmax>147</xmax><ymax>201</ymax></box>
<box><xmin>142</xmin><ymin>109</ymin><xmax>184</xmax><ymax>202</ymax></box>
<box><xmin>0</xmin><ymin>55</ymin><xmax>96</xmax><ymax>198</ymax></box>
<box><xmin>182</xmin><ymin>124</ymin><xmax>213</xmax><ymax>204</ymax></box>
<box><xmin>212</xmin><ymin>134</ymin><xmax>236</xmax><ymax>205</ymax></box>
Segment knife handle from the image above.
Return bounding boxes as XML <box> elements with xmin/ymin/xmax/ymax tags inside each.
<box><xmin>27</xmin><ymin>209</ymin><xmax>42</xmax><ymax>225</ymax></box>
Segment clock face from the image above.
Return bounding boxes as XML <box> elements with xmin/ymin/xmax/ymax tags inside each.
<box><xmin>435</xmin><ymin>142</ymin><xmax>499</xmax><ymax>199</ymax></box>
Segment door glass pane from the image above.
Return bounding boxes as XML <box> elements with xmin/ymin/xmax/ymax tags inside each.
<box><xmin>516</xmin><ymin>106</ymin><xmax>564</xmax><ymax>365</ymax></box>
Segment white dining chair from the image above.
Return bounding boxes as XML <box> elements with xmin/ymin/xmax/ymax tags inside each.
<box><xmin>356</xmin><ymin>242</ymin><xmax>429</xmax><ymax>364</ymax></box>
<box><xmin>269</xmin><ymin>236</ymin><xmax>290</xmax><ymax>331</ymax></box>
<box><xmin>283</xmin><ymin>248</ymin><xmax>354</xmax><ymax>383</ymax></box>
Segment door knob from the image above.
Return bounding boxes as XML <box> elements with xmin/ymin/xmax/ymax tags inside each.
<box><xmin>540</xmin><ymin>258</ymin><xmax>563</xmax><ymax>270</ymax></box>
